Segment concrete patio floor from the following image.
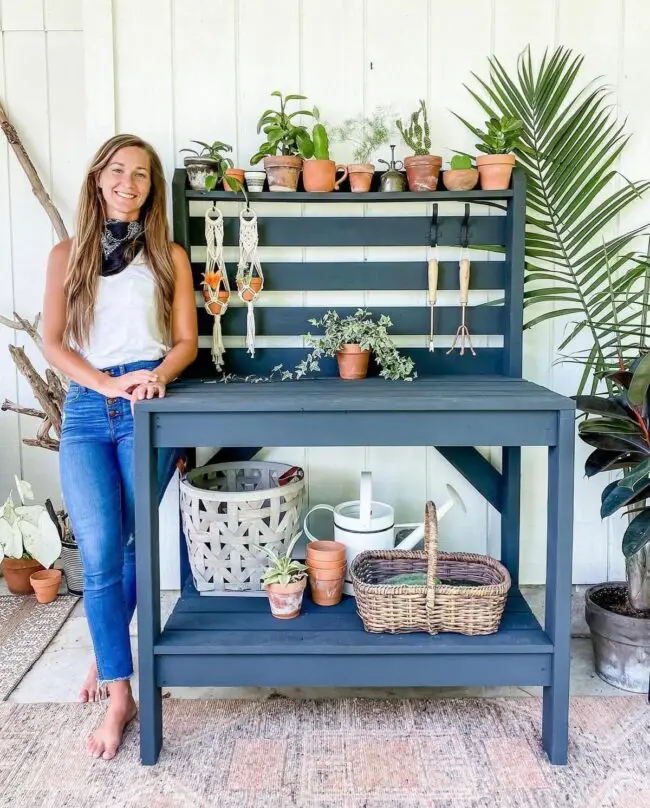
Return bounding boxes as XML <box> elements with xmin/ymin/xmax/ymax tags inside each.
<box><xmin>2</xmin><ymin>580</ymin><xmax>628</xmax><ymax>703</ymax></box>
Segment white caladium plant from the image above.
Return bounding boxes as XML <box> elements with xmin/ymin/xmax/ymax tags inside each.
<box><xmin>0</xmin><ymin>476</ymin><xmax>62</xmax><ymax>568</ymax></box>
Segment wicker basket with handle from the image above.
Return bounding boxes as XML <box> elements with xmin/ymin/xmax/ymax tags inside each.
<box><xmin>350</xmin><ymin>501</ymin><xmax>511</xmax><ymax>635</ymax></box>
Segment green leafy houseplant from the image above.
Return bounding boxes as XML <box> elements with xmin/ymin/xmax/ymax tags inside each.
<box><xmin>296</xmin><ymin>108</ymin><xmax>330</xmax><ymax>161</ymax></box>
<box><xmin>396</xmin><ymin>100</ymin><xmax>431</xmax><ymax>155</ymax></box>
<box><xmin>458</xmin><ymin>115</ymin><xmax>526</xmax><ymax>155</ymax></box>
<box><xmin>454</xmin><ymin>45</ymin><xmax>650</xmax><ymax>393</ymax></box>
<box><xmin>329</xmin><ymin>106</ymin><xmax>395</xmax><ymax>164</ymax></box>
<box><xmin>250</xmin><ymin>91</ymin><xmax>315</xmax><ymax>164</ymax></box>
<box><xmin>180</xmin><ymin>140</ymin><xmax>241</xmax><ymax>191</ymax></box>
<box><xmin>292</xmin><ymin>309</ymin><xmax>416</xmax><ymax>382</ymax></box>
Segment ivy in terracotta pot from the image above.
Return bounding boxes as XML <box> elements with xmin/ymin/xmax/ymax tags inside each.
<box><xmin>292</xmin><ymin>309</ymin><xmax>416</xmax><ymax>381</ymax></box>
<box><xmin>396</xmin><ymin>100</ymin><xmax>442</xmax><ymax>192</ymax></box>
<box><xmin>250</xmin><ymin>90</ymin><xmax>315</xmax><ymax>192</ymax></box>
<box><xmin>257</xmin><ymin>532</ymin><xmax>307</xmax><ymax>619</ymax></box>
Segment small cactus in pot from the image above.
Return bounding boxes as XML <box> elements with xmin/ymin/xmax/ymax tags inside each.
<box><xmin>442</xmin><ymin>154</ymin><xmax>479</xmax><ymax>192</ymax></box>
<box><xmin>397</xmin><ymin>100</ymin><xmax>442</xmax><ymax>191</ymax></box>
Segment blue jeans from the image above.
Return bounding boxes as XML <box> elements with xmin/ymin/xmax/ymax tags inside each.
<box><xmin>59</xmin><ymin>360</ymin><xmax>179</xmax><ymax>685</ymax></box>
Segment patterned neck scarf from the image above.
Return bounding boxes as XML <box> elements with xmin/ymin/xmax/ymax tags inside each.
<box><xmin>100</xmin><ymin>219</ymin><xmax>146</xmax><ymax>277</ymax></box>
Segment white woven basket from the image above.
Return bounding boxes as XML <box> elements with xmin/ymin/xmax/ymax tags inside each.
<box><xmin>179</xmin><ymin>461</ymin><xmax>305</xmax><ymax>595</ymax></box>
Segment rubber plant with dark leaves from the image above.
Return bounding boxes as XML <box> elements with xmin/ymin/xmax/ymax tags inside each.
<box><xmin>576</xmin><ymin>356</ymin><xmax>650</xmax><ymax>611</ymax></box>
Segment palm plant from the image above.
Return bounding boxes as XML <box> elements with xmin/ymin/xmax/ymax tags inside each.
<box><xmin>453</xmin><ymin>46</ymin><xmax>650</xmax><ymax>394</ymax></box>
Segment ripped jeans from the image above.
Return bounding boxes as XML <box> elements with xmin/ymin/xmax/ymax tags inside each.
<box><xmin>59</xmin><ymin>360</ymin><xmax>179</xmax><ymax>685</ymax></box>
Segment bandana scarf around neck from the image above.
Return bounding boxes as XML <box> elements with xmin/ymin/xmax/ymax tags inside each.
<box><xmin>100</xmin><ymin>219</ymin><xmax>146</xmax><ymax>277</ymax></box>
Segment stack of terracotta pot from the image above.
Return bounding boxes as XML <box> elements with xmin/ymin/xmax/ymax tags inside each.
<box><xmin>306</xmin><ymin>541</ymin><xmax>347</xmax><ymax>606</ymax></box>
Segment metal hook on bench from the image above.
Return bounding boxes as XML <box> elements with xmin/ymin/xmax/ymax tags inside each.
<box><xmin>460</xmin><ymin>203</ymin><xmax>470</xmax><ymax>250</ymax></box>
<box><xmin>430</xmin><ymin>203</ymin><xmax>439</xmax><ymax>247</ymax></box>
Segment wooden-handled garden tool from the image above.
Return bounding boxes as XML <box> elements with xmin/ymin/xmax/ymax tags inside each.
<box><xmin>428</xmin><ymin>258</ymin><xmax>438</xmax><ymax>352</ymax></box>
<box><xmin>447</xmin><ymin>255</ymin><xmax>476</xmax><ymax>356</ymax></box>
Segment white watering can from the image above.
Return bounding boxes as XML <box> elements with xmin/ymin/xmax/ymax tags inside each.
<box><xmin>303</xmin><ymin>472</ymin><xmax>465</xmax><ymax>595</ymax></box>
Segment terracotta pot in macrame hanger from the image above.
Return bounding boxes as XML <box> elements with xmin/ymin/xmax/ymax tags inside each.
<box><xmin>202</xmin><ymin>205</ymin><xmax>231</xmax><ymax>371</ymax></box>
<box><xmin>236</xmin><ymin>207</ymin><xmax>264</xmax><ymax>357</ymax></box>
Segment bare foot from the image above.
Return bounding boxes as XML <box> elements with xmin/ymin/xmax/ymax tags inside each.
<box><xmin>87</xmin><ymin>681</ymin><xmax>137</xmax><ymax>760</ymax></box>
<box><xmin>79</xmin><ymin>660</ymin><xmax>102</xmax><ymax>702</ymax></box>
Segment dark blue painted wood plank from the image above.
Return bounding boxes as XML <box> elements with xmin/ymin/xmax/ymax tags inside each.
<box><xmin>198</xmin><ymin>306</ymin><xmax>505</xmax><ymax>338</ymax></box>
<box><xmin>190</xmin><ymin>260</ymin><xmax>507</xmax><ymax>292</ymax></box>
<box><xmin>436</xmin><ymin>447</ymin><xmax>502</xmax><ymax>512</ymax></box>
<box><xmin>188</xmin><ymin>213</ymin><xmax>507</xmax><ymax>248</ymax></box>
<box><xmin>501</xmin><ymin>447</ymin><xmax>522</xmax><ymax>584</ymax></box>
<box><xmin>157</xmin><ymin>652</ymin><xmax>552</xmax><ymax>688</ymax></box>
<box><xmin>504</xmin><ymin>168</ymin><xmax>526</xmax><ymax>376</ymax></box>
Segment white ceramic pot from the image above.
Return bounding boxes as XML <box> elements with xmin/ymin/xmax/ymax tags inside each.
<box><xmin>245</xmin><ymin>170</ymin><xmax>266</xmax><ymax>192</ymax></box>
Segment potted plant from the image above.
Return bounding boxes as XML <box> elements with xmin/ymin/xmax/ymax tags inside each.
<box><xmin>442</xmin><ymin>155</ymin><xmax>479</xmax><ymax>192</ymax></box>
<box><xmin>45</xmin><ymin>500</ymin><xmax>83</xmax><ymax>595</ymax></box>
<box><xmin>330</xmin><ymin>106</ymin><xmax>395</xmax><ymax>192</ymax></box>
<box><xmin>575</xmin><ymin>358</ymin><xmax>650</xmax><ymax>691</ymax></box>
<box><xmin>179</xmin><ymin>140</ymin><xmax>242</xmax><ymax>192</ymax></box>
<box><xmin>297</xmin><ymin>109</ymin><xmax>348</xmax><ymax>193</ymax></box>
<box><xmin>453</xmin><ymin>115</ymin><xmax>525</xmax><ymax>190</ymax></box>
<box><xmin>250</xmin><ymin>90</ymin><xmax>315</xmax><ymax>192</ymax></box>
<box><xmin>257</xmin><ymin>532</ymin><xmax>307</xmax><ymax>619</ymax></box>
<box><xmin>396</xmin><ymin>100</ymin><xmax>442</xmax><ymax>192</ymax></box>
<box><xmin>0</xmin><ymin>477</ymin><xmax>62</xmax><ymax>595</ymax></box>
<box><xmin>294</xmin><ymin>309</ymin><xmax>416</xmax><ymax>381</ymax></box>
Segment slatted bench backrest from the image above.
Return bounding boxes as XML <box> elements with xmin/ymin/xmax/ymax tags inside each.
<box><xmin>172</xmin><ymin>168</ymin><xmax>526</xmax><ymax>379</ymax></box>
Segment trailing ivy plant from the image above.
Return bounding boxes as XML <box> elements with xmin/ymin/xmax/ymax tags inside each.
<box><xmin>453</xmin><ymin>45</ymin><xmax>650</xmax><ymax>394</ymax></box>
<box><xmin>250</xmin><ymin>90</ymin><xmax>315</xmax><ymax>164</ymax></box>
<box><xmin>293</xmin><ymin>309</ymin><xmax>416</xmax><ymax>382</ymax></box>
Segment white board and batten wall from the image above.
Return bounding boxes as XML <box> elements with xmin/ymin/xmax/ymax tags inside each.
<box><xmin>0</xmin><ymin>0</ymin><xmax>647</xmax><ymax>588</ymax></box>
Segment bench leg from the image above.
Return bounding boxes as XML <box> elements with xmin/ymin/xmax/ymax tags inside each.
<box><xmin>542</xmin><ymin>411</ymin><xmax>574</xmax><ymax>765</ymax></box>
<box><xmin>135</xmin><ymin>410</ymin><xmax>163</xmax><ymax>765</ymax></box>
<box><xmin>501</xmin><ymin>447</ymin><xmax>521</xmax><ymax>585</ymax></box>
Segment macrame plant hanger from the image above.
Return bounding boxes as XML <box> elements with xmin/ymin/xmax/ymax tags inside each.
<box><xmin>236</xmin><ymin>205</ymin><xmax>264</xmax><ymax>358</ymax></box>
<box><xmin>202</xmin><ymin>204</ymin><xmax>230</xmax><ymax>371</ymax></box>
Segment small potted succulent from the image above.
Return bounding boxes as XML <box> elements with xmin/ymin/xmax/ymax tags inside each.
<box><xmin>180</xmin><ymin>140</ymin><xmax>242</xmax><ymax>192</ymax></box>
<box><xmin>297</xmin><ymin>109</ymin><xmax>348</xmax><ymax>192</ymax></box>
<box><xmin>396</xmin><ymin>100</ymin><xmax>442</xmax><ymax>192</ymax></box>
<box><xmin>442</xmin><ymin>154</ymin><xmax>479</xmax><ymax>192</ymax></box>
<box><xmin>257</xmin><ymin>532</ymin><xmax>307</xmax><ymax>619</ymax></box>
<box><xmin>250</xmin><ymin>90</ymin><xmax>315</xmax><ymax>192</ymax></box>
<box><xmin>294</xmin><ymin>309</ymin><xmax>416</xmax><ymax>381</ymax></box>
<box><xmin>454</xmin><ymin>115</ymin><xmax>526</xmax><ymax>190</ymax></box>
<box><xmin>0</xmin><ymin>477</ymin><xmax>62</xmax><ymax>595</ymax></box>
<box><xmin>330</xmin><ymin>107</ymin><xmax>396</xmax><ymax>192</ymax></box>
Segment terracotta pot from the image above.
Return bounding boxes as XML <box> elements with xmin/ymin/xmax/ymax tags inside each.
<box><xmin>238</xmin><ymin>276</ymin><xmax>262</xmax><ymax>302</ymax></box>
<box><xmin>202</xmin><ymin>284</ymin><xmax>230</xmax><ymax>314</ymax></box>
<box><xmin>336</xmin><ymin>344</ymin><xmax>370</xmax><ymax>380</ymax></box>
<box><xmin>265</xmin><ymin>577</ymin><xmax>307</xmax><ymax>619</ymax></box>
<box><xmin>184</xmin><ymin>157</ymin><xmax>220</xmax><ymax>191</ymax></box>
<box><xmin>30</xmin><ymin>569</ymin><xmax>62</xmax><ymax>604</ymax></box>
<box><xmin>1</xmin><ymin>557</ymin><xmax>44</xmax><ymax>595</ymax></box>
<box><xmin>476</xmin><ymin>153</ymin><xmax>516</xmax><ymax>190</ymax></box>
<box><xmin>404</xmin><ymin>154</ymin><xmax>442</xmax><ymax>192</ymax></box>
<box><xmin>348</xmin><ymin>163</ymin><xmax>374</xmax><ymax>193</ymax></box>
<box><xmin>309</xmin><ymin>571</ymin><xmax>345</xmax><ymax>606</ymax></box>
<box><xmin>306</xmin><ymin>540</ymin><xmax>347</xmax><ymax>563</ymax></box>
<box><xmin>223</xmin><ymin>168</ymin><xmax>245</xmax><ymax>191</ymax></box>
<box><xmin>442</xmin><ymin>168</ymin><xmax>479</xmax><ymax>192</ymax></box>
<box><xmin>303</xmin><ymin>159</ymin><xmax>348</xmax><ymax>192</ymax></box>
<box><xmin>306</xmin><ymin>556</ymin><xmax>347</xmax><ymax>571</ymax></box>
<box><xmin>263</xmin><ymin>155</ymin><xmax>303</xmax><ymax>192</ymax></box>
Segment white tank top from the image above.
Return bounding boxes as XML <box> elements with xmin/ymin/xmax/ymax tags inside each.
<box><xmin>80</xmin><ymin>252</ymin><xmax>168</xmax><ymax>369</ymax></box>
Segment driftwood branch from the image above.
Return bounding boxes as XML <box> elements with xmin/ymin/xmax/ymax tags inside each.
<box><xmin>7</xmin><ymin>344</ymin><xmax>63</xmax><ymax>442</ymax></box>
<box><xmin>1</xmin><ymin>401</ymin><xmax>47</xmax><ymax>420</ymax></box>
<box><xmin>0</xmin><ymin>102</ymin><xmax>68</xmax><ymax>241</ymax></box>
<box><xmin>23</xmin><ymin>436</ymin><xmax>59</xmax><ymax>451</ymax></box>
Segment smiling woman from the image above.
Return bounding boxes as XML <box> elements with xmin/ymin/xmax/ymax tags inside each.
<box><xmin>41</xmin><ymin>134</ymin><xmax>198</xmax><ymax>763</ymax></box>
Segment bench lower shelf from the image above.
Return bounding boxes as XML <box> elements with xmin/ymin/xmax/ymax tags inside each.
<box><xmin>154</xmin><ymin>580</ymin><xmax>553</xmax><ymax>688</ymax></box>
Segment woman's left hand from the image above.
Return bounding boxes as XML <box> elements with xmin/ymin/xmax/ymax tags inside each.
<box><xmin>130</xmin><ymin>381</ymin><xmax>166</xmax><ymax>411</ymax></box>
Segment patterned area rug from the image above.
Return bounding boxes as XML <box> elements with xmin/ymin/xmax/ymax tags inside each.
<box><xmin>0</xmin><ymin>696</ymin><xmax>648</xmax><ymax>807</ymax></box>
<box><xmin>0</xmin><ymin>594</ymin><xmax>79</xmax><ymax>700</ymax></box>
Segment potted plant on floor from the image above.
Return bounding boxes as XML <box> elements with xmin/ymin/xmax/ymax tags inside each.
<box><xmin>453</xmin><ymin>114</ymin><xmax>525</xmax><ymax>190</ymax></box>
<box><xmin>330</xmin><ymin>106</ymin><xmax>395</xmax><ymax>192</ymax></box>
<box><xmin>294</xmin><ymin>309</ymin><xmax>416</xmax><ymax>381</ymax></box>
<box><xmin>0</xmin><ymin>477</ymin><xmax>62</xmax><ymax>595</ymax></box>
<box><xmin>396</xmin><ymin>100</ymin><xmax>442</xmax><ymax>192</ymax></box>
<box><xmin>250</xmin><ymin>90</ymin><xmax>315</xmax><ymax>192</ymax></box>
<box><xmin>180</xmin><ymin>140</ymin><xmax>242</xmax><ymax>192</ymax></box>
<box><xmin>442</xmin><ymin>155</ymin><xmax>479</xmax><ymax>192</ymax></box>
<box><xmin>576</xmin><ymin>358</ymin><xmax>650</xmax><ymax>691</ymax></box>
<box><xmin>297</xmin><ymin>110</ymin><xmax>348</xmax><ymax>192</ymax></box>
<box><xmin>257</xmin><ymin>532</ymin><xmax>307</xmax><ymax>619</ymax></box>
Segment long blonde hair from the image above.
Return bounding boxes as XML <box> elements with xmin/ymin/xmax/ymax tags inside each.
<box><xmin>64</xmin><ymin>134</ymin><xmax>175</xmax><ymax>347</ymax></box>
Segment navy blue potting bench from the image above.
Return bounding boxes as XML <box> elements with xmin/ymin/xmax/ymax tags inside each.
<box><xmin>134</xmin><ymin>168</ymin><xmax>575</xmax><ymax>765</ymax></box>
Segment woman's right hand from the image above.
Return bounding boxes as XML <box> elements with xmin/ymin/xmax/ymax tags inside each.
<box><xmin>101</xmin><ymin>370</ymin><xmax>159</xmax><ymax>400</ymax></box>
